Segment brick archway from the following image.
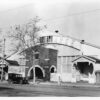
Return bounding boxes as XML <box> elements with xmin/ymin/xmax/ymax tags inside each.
<box><xmin>27</xmin><ymin>65</ymin><xmax>45</xmax><ymax>78</ymax></box>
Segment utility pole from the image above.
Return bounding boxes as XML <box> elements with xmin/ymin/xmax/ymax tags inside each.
<box><xmin>1</xmin><ymin>38</ymin><xmax>5</xmax><ymax>81</ymax></box>
<box><xmin>33</xmin><ymin>51</ymin><xmax>36</xmax><ymax>84</ymax></box>
<box><xmin>33</xmin><ymin>66</ymin><xmax>35</xmax><ymax>84</ymax></box>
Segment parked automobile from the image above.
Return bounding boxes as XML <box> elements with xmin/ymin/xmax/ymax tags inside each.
<box><xmin>8</xmin><ymin>73</ymin><xmax>28</xmax><ymax>84</ymax></box>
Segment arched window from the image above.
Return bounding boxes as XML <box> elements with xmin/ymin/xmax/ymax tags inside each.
<box><xmin>50</xmin><ymin>67</ymin><xmax>55</xmax><ymax>73</ymax></box>
<box><xmin>50</xmin><ymin>65</ymin><xmax>56</xmax><ymax>73</ymax></box>
<box><xmin>47</xmin><ymin>36</ymin><xmax>53</xmax><ymax>43</ymax></box>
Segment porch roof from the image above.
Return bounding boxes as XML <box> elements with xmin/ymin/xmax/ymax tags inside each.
<box><xmin>6</xmin><ymin>60</ymin><xmax>19</xmax><ymax>66</ymax></box>
<box><xmin>72</xmin><ymin>55</ymin><xmax>100</xmax><ymax>63</ymax></box>
<box><xmin>0</xmin><ymin>57</ymin><xmax>19</xmax><ymax>66</ymax></box>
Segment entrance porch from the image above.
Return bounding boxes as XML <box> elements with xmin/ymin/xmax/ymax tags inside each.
<box><xmin>72</xmin><ymin>55</ymin><xmax>99</xmax><ymax>84</ymax></box>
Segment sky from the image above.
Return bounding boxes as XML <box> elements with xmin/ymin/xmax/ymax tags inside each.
<box><xmin>0</xmin><ymin>0</ymin><xmax>100</xmax><ymax>55</ymax></box>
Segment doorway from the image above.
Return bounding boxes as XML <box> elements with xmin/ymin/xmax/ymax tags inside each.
<box><xmin>77</xmin><ymin>62</ymin><xmax>93</xmax><ymax>75</ymax></box>
<box><xmin>74</xmin><ymin>62</ymin><xmax>94</xmax><ymax>82</ymax></box>
<box><xmin>28</xmin><ymin>65</ymin><xmax>45</xmax><ymax>82</ymax></box>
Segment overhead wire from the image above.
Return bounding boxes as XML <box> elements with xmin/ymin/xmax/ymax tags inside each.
<box><xmin>0</xmin><ymin>7</ymin><xmax>100</xmax><ymax>49</ymax></box>
<box><xmin>43</xmin><ymin>8</ymin><xmax>100</xmax><ymax>22</ymax></box>
<box><xmin>42</xmin><ymin>8</ymin><xmax>100</xmax><ymax>49</ymax></box>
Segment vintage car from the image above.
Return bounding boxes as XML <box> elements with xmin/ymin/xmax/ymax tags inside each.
<box><xmin>8</xmin><ymin>73</ymin><xmax>28</xmax><ymax>84</ymax></box>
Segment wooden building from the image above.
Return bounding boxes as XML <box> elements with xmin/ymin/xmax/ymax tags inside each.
<box><xmin>0</xmin><ymin>58</ymin><xmax>21</xmax><ymax>80</ymax></box>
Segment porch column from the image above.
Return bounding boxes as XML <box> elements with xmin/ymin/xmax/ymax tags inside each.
<box><xmin>60</xmin><ymin>57</ymin><xmax>63</xmax><ymax>80</ymax></box>
<box><xmin>92</xmin><ymin>63</ymin><xmax>96</xmax><ymax>83</ymax></box>
<box><xmin>89</xmin><ymin>62</ymin><xmax>96</xmax><ymax>84</ymax></box>
<box><xmin>71</xmin><ymin>62</ymin><xmax>77</xmax><ymax>83</ymax></box>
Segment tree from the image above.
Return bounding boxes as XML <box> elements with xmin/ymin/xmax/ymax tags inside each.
<box><xmin>8</xmin><ymin>16</ymin><xmax>46</xmax><ymax>83</ymax></box>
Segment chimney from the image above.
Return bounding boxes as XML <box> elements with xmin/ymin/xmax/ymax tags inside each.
<box><xmin>81</xmin><ymin>40</ymin><xmax>85</xmax><ymax>44</ymax></box>
<box><xmin>80</xmin><ymin>40</ymin><xmax>85</xmax><ymax>55</ymax></box>
<box><xmin>55</xmin><ymin>30</ymin><xmax>59</xmax><ymax>33</ymax></box>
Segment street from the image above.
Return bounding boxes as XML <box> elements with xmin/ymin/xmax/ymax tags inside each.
<box><xmin>0</xmin><ymin>83</ymin><xmax>100</xmax><ymax>96</ymax></box>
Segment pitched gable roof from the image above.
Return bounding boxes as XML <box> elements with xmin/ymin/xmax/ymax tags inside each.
<box><xmin>72</xmin><ymin>55</ymin><xmax>100</xmax><ymax>63</ymax></box>
<box><xmin>87</xmin><ymin>56</ymin><xmax>100</xmax><ymax>63</ymax></box>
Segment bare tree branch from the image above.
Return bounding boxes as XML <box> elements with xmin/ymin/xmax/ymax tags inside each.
<box><xmin>7</xmin><ymin>16</ymin><xmax>46</xmax><ymax>58</ymax></box>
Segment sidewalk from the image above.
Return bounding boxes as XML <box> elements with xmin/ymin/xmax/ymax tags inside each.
<box><xmin>39</xmin><ymin>81</ymin><xmax>100</xmax><ymax>88</ymax></box>
<box><xmin>0</xmin><ymin>80</ymin><xmax>8</xmax><ymax>84</ymax></box>
<box><xmin>0</xmin><ymin>80</ymin><xmax>100</xmax><ymax>88</ymax></box>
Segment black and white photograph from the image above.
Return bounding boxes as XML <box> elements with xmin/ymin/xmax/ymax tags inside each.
<box><xmin>0</xmin><ymin>0</ymin><xmax>100</xmax><ymax>97</ymax></box>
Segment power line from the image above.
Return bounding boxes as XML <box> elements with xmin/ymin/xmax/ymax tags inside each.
<box><xmin>43</xmin><ymin>8</ymin><xmax>100</xmax><ymax>22</ymax></box>
<box><xmin>63</xmin><ymin>34</ymin><xmax>100</xmax><ymax>49</ymax></box>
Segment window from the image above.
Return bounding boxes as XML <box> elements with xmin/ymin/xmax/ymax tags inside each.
<box><xmin>40</xmin><ymin>37</ymin><xmax>45</xmax><ymax>43</ymax></box>
<box><xmin>35</xmin><ymin>53</ymin><xmax>39</xmax><ymax>59</ymax></box>
<box><xmin>58</xmin><ymin>57</ymin><xmax>61</xmax><ymax>65</ymax></box>
<box><xmin>47</xmin><ymin>36</ymin><xmax>52</xmax><ymax>43</ymax></box>
<box><xmin>63</xmin><ymin>57</ymin><xmax>66</xmax><ymax>64</ymax></box>
<box><xmin>67</xmin><ymin>57</ymin><xmax>72</xmax><ymax>72</ymax></box>
<box><xmin>57</xmin><ymin>57</ymin><xmax>61</xmax><ymax>73</ymax></box>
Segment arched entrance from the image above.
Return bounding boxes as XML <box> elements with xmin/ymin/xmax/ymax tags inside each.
<box><xmin>72</xmin><ymin>55</ymin><xmax>96</xmax><ymax>83</ymax></box>
<box><xmin>75</xmin><ymin>62</ymin><xmax>94</xmax><ymax>75</ymax></box>
<box><xmin>73</xmin><ymin>62</ymin><xmax>94</xmax><ymax>82</ymax></box>
<box><xmin>28</xmin><ymin>65</ymin><xmax>45</xmax><ymax>82</ymax></box>
<box><xmin>50</xmin><ymin>65</ymin><xmax>56</xmax><ymax>73</ymax></box>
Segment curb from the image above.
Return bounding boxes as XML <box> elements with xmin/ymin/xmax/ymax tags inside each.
<box><xmin>38</xmin><ymin>82</ymin><xmax>100</xmax><ymax>88</ymax></box>
<box><xmin>0</xmin><ymin>81</ymin><xmax>100</xmax><ymax>88</ymax></box>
